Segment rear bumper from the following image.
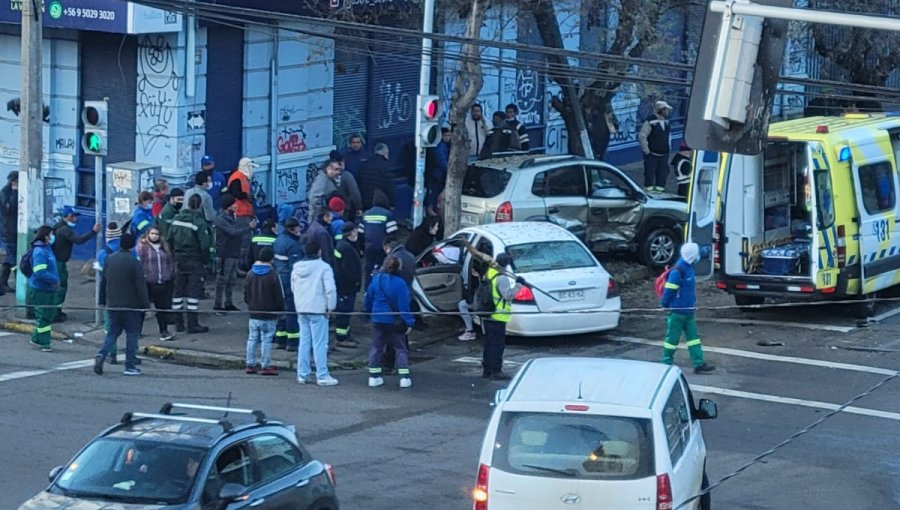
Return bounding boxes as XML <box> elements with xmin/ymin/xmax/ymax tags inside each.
<box><xmin>717</xmin><ymin>275</ymin><xmax>836</xmax><ymax>300</ymax></box>
<box><xmin>505</xmin><ymin>297</ymin><xmax>622</xmax><ymax>336</ymax></box>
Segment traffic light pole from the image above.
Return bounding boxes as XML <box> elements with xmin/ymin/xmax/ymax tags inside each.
<box><xmin>17</xmin><ymin>0</ymin><xmax>44</xmax><ymax>311</ymax></box>
<box><xmin>94</xmin><ymin>155</ymin><xmax>103</xmax><ymax>326</ymax></box>
<box><xmin>412</xmin><ymin>0</ymin><xmax>436</xmax><ymax>229</ymax></box>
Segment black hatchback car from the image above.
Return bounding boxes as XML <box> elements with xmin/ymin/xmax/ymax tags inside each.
<box><xmin>19</xmin><ymin>403</ymin><xmax>339</xmax><ymax>510</ymax></box>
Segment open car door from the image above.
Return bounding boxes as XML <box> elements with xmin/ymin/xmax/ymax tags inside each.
<box><xmin>686</xmin><ymin>150</ymin><xmax>723</xmax><ymax>280</ymax></box>
<box><xmin>412</xmin><ymin>233</ymin><xmax>473</xmax><ymax>312</ymax></box>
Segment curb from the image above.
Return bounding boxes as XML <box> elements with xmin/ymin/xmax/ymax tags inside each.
<box><xmin>141</xmin><ymin>344</ymin><xmax>368</xmax><ymax>371</ymax></box>
<box><xmin>2</xmin><ymin>321</ymin><xmax>70</xmax><ymax>341</ymax></box>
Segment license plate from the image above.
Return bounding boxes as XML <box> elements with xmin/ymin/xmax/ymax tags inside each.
<box><xmin>558</xmin><ymin>289</ymin><xmax>585</xmax><ymax>301</ymax></box>
<box><xmin>461</xmin><ymin>213</ymin><xmax>478</xmax><ymax>225</ymax></box>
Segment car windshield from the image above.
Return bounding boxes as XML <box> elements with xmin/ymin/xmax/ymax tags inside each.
<box><xmin>52</xmin><ymin>438</ymin><xmax>206</xmax><ymax>505</ymax></box>
<box><xmin>463</xmin><ymin>165</ymin><xmax>512</xmax><ymax>198</ymax></box>
<box><xmin>506</xmin><ymin>240</ymin><xmax>597</xmax><ymax>273</ymax></box>
<box><xmin>494</xmin><ymin>412</ymin><xmax>655</xmax><ymax>480</ymax></box>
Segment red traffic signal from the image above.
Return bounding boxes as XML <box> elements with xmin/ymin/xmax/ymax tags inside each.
<box><xmin>424</xmin><ymin>99</ymin><xmax>439</xmax><ymax>120</ymax></box>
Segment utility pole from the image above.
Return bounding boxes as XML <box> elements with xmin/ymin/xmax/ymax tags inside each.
<box><xmin>412</xmin><ymin>0</ymin><xmax>436</xmax><ymax>229</ymax></box>
<box><xmin>17</xmin><ymin>0</ymin><xmax>44</xmax><ymax>310</ymax></box>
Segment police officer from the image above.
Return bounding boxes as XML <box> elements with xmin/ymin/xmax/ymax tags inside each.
<box><xmin>246</xmin><ymin>219</ymin><xmax>277</xmax><ymax>270</ymax></box>
<box><xmin>167</xmin><ymin>194</ymin><xmax>212</xmax><ymax>334</ymax></box>
<box><xmin>360</xmin><ymin>190</ymin><xmax>398</xmax><ymax>286</ymax></box>
<box><xmin>273</xmin><ymin>217</ymin><xmax>304</xmax><ymax>351</ymax></box>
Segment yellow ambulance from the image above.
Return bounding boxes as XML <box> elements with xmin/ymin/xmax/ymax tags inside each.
<box><xmin>687</xmin><ymin>113</ymin><xmax>900</xmax><ymax>317</ymax></box>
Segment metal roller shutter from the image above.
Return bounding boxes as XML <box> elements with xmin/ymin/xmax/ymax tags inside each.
<box><xmin>366</xmin><ymin>38</ymin><xmax>420</xmax><ymax>176</ymax></box>
<box><xmin>205</xmin><ymin>24</ymin><xmax>245</xmax><ymax>173</ymax></box>
<box><xmin>333</xmin><ymin>40</ymin><xmax>371</xmax><ymax>150</ymax></box>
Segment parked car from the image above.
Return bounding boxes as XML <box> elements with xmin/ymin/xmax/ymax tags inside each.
<box><xmin>472</xmin><ymin>357</ymin><xmax>717</xmax><ymax>510</ymax></box>
<box><xmin>412</xmin><ymin>222</ymin><xmax>621</xmax><ymax>336</ymax></box>
<box><xmin>460</xmin><ymin>155</ymin><xmax>688</xmax><ymax>267</ymax></box>
<box><xmin>19</xmin><ymin>403</ymin><xmax>339</xmax><ymax>510</ymax></box>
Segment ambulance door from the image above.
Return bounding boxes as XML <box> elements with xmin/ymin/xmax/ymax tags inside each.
<box><xmin>807</xmin><ymin>143</ymin><xmax>838</xmax><ymax>290</ymax></box>
<box><xmin>849</xmin><ymin>147</ymin><xmax>899</xmax><ymax>294</ymax></box>
<box><xmin>686</xmin><ymin>150</ymin><xmax>722</xmax><ymax>279</ymax></box>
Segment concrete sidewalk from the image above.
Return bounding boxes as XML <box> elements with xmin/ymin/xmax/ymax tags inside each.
<box><xmin>1</xmin><ymin>261</ymin><xmax>461</xmax><ymax>372</ymax></box>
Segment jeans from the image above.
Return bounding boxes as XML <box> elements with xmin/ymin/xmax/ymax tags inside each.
<box><xmin>368</xmin><ymin>324</ymin><xmax>409</xmax><ymax>378</ymax></box>
<box><xmin>147</xmin><ymin>280</ymin><xmax>175</xmax><ymax>333</ymax></box>
<box><xmin>246</xmin><ymin>319</ymin><xmax>276</xmax><ymax>368</ymax></box>
<box><xmin>482</xmin><ymin>319</ymin><xmax>507</xmax><ymax>375</ymax></box>
<box><xmin>214</xmin><ymin>257</ymin><xmax>239</xmax><ymax>307</ymax></box>
<box><xmin>644</xmin><ymin>153</ymin><xmax>669</xmax><ymax>189</ymax></box>
<box><xmin>334</xmin><ymin>293</ymin><xmax>356</xmax><ymax>341</ymax></box>
<box><xmin>297</xmin><ymin>314</ymin><xmax>331</xmax><ymax>380</ymax></box>
<box><xmin>459</xmin><ymin>299</ymin><xmax>474</xmax><ymax>331</ymax></box>
<box><xmin>98</xmin><ymin>310</ymin><xmax>143</xmax><ymax>369</ymax></box>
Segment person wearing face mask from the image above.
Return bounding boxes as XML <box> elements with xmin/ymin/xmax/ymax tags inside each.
<box><xmin>213</xmin><ymin>195</ymin><xmax>257</xmax><ymax>313</ymax></box>
<box><xmin>155</xmin><ymin>187</ymin><xmax>184</xmax><ymax>240</ymax></box>
<box><xmin>51</xmin><ymin>206</ymin><xmax>101</xmax><ymax>322</ymax></box>
<box><xmin>28</xmin><ymin>226</ymin><xmax>60</xmax><ymax>352</ymax></box>
<box><xmin>0</xmin><ymin>171</ymin><xmax>19</xmax><ymax>293</ymax></box>
<box><xmin>273</xmin><ymin>217</ymin><xmax>304</xmax><ymax>351</ymax></box>
<box><xmin>130</xmin><ymin>191</ymin><xmax>155</xmax><ymax>239</ymax></box>
<box><xmin>183</xmin><ymin>171</ymin><xmax>215</xmax><ymax>223</ymax></box>
<box><xmin>137</xmin><ymin>226</ymin><xmax>176</xmax><ymax>341</ymax></box>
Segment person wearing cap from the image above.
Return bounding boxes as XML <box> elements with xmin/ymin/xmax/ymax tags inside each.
<box><xmin>213</xmin><ymin>195</ymin><xmax>257</xmax><ymax>313</ymax></box>
<box><xmin>339</xmin><ymin>133</ymin><xmax>369</xmax><ymax>178</ymax></box>
<box><xmin>246</xmin><ymin>218</ymin><xmax>277</xmax><ymax>270</ymax></box>
<box><xmin>482</xmin><ymin>252</ymin><xmax>526</xmax><ymax>380</ymax></box>
<box><xmin>357</xmin><ymin>143</ymin><xmax>395</xmax><ymax>211</ymax></box>
<box><xmin>660</xmin><ymin>242</ymin><xmax>716</xmax><ymax>374</ymax></box>
<box><xmin>156</xmin><ymin>187</ymin><xmax>184</xmax><ymax>240</ymax></box>
<box><xmin>201</xmin><ymin>155</ymin><xmax>227</xmax><ymax>210</ymax></box>
<box><xmin>130</xmin><ymin>190</ymin><xmax>155</xmax><ymax>240</ymax></box>
<box><xmin>291</xmin><ymin>238</ymin><xmax>339</xmax><ymax>386</ymax></box>
<box><xmin>228</xmin><ymin>157</ymin><xmax>257</xmax><ymax>220</ymax></box>
<box><xmin>183</xmin><ymin>171</ymin><xmax>216</xmax><ymax>223</ymax></box>
<box><xmin>167</xmin><ymin>194</ymin><xmax>213</xmax><ymax>334</ymax></box>
<box><xmin>273</xmin><ymin>217</ymin><xmax>304</xmax><ymax>351</ymax></box>
<box><xmin>0</xmin><ymin>171</ymin><xmax>18</xmax><ymax>293</ymax></box>
<box><xmin>638</xmin><ymin>99</ymin><xmax>674</xmax><ymax>193</ymax></box>
<box><xmin>51</xmin><ymin>206</ymin><xmax>101</xmax><ymax>322</ymax></box>
<box><xmin>244</xmin><ymin>246</ymin><xmax>285</xmax><ymax>376</ymax></box>
<box><xmin>307</xmin><ymin>209</ymin><xmax>335</xmax><ymax>268</ymax></box>
<box><xmin>94</xmin><ymin>232</ymin><xmax>150</xmax><ymax>376</ymax></box>
<box><xmin>334</xmin><ymin>222</ymin><xmax>361</xmax><ymax>348</ymax></box>
<box><xmin>327</xmin><ymin>196</ymin><xmax>346</xmax><ymax>242</ymax></box>
<box><xmin>671</xmin><ymin>141</ymin><xmax>693</xmax><ymax>197</ymax></box>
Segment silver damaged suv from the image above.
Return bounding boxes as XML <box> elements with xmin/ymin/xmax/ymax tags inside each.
<box><xmin>460</xmin><ymin>155</ymin><xmax>688</xmax><ymax>267</ymax></box>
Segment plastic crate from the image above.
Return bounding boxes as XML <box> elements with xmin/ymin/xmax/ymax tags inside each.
<box><xmin>760</xmin><ymin>243</ymin><xmax>807</xmax><ymax>275</ymax></box>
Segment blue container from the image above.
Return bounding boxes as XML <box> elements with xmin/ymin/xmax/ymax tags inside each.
<box><xmin>760</xmin><ymin>243</ymin><xmax>807</xmax><ymax>275</ymax></box>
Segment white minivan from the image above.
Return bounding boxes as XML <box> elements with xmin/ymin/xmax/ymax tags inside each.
<box><xmin>472</xmin><ymin>357</ymin><xmax>717</xmax><ymax>510</ymax></box>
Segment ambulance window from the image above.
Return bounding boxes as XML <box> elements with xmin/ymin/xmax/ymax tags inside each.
<box><xmin>857</xmin><ymin>162</ymin><xmax>895</xmax><ymax>215</ymax></box>
<box><xmin>814</xmin><ymin>171</ymin><xmax>835</xmax><ymax>228</ymax></box>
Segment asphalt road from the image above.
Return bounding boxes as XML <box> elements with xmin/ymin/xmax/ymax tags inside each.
<box><xmin>3</xmin><ymin>301</ymin><xmax>900</xmax><ymax>509</ymax></box>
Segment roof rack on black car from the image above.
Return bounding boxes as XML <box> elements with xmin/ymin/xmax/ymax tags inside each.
<box><xmin>120</xmin><ymin>402</ymin><xmax>269</xmax><ymax>434</ymax></box>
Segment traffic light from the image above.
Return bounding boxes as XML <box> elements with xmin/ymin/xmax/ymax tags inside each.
<box><xmin>82</xmin><ymin>100</ymin><xmax>108</xmax><ymax>157</ymax></box>
<box><xmin>417</xmin><ymin>94</ymin><xmax>441</xmax><ymax>148</ymax></box>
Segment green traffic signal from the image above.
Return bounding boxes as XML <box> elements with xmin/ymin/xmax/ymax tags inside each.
<box><xmin>86</xmin><ymin>133</ymin><xmax>102</xmax><ymax>152</ymax></box>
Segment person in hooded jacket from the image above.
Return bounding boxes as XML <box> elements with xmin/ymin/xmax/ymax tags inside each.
<box><xmin>306</xmin><ymin>210</ymin><xmax>335</xmax><ymax>268</ymax></box>
<box><xmin>28</xmin><ymin>226</ymin><xmax>59</xmax><ymax>352</ymax></box>
<box><xmin>131</xmin><ymin>191</ymin><xmax>155</xmax><ymax>239</ymax></box>
<box><xmin>244</xmin><ymin>247</ymin><xmax>285</xmax><ymax>376</ymax></box>
<box><xmin>213</xmin><ymin>195</ymin><xmax>257</xmax><ymax>313</ymax></box>
<box><xmin>273</xmin><ymin>217</ymin><xmax>304</xmax><ymax>351</ymax></box>
<box><xmin>660</xmin><ymin>242</ymin><xmax>716</xmax><ymax>374</ymax></box>
<box><xmin>138</xmin><ymin>226</ymin><xmax>176</xmax><ymax>342</ymax></box>
<box><xmin>406</xmin><ymin>216</ymin><xmax>441</xmax><ymax>258</ymax></box>
<box><xmin>291</xmin><ymin>239</ymin><xmax>338</xmax><ymax>386</ymax></box>
<box><xmin>151</xmin><ymin>179</ymin><xmax>168</xmax><ymax>217</ymax></box>
<box><xmin>364</xmin><ymin>255</ymin><xmax>414</xmax><ymax>389</ymax></box>
<box><xmin>156</xmin><ymin>187</ymin><xmax>184</xmax><ymax>240</ymax></box>
<box><xmin>0</xmin><ymin>171</ymin><xmax>18</xmax><ymax>293</ymax></box>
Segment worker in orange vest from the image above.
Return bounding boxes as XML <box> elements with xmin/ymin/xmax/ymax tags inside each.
<box><xmin>227</xmin><ymin>157</ymin><xmax>259</xmax><ymax>266</ymax></box>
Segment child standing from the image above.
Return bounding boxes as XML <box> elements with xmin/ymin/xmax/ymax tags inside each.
<box><xmin>244</xmin><ymin>247</ymin><xmax>284</xmax><ymax>375</ymax></box>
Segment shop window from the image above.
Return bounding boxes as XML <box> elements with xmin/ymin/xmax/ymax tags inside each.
<box><xmin>858</xmin><ymin>162</ymin><xmax>896</xmax><ymax>215</ymax></box>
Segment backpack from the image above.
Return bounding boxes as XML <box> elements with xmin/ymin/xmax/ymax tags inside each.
<box><xmin>654</xmin><ymin>265</ymin><xmax>681</xmax><ymax>299</ymax></box>
<box><xmin>19</xmin><ymin>247</ymin><xmax>35</xmax><ymax>278</ymax></box>
<box><xmin>473</xmin><ymin>273</ymin><xmax>500</xmax><ymax>313</ymax></box>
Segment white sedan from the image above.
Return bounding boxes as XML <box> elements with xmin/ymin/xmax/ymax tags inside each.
<box><xmin>412</xmin><ymin>221</ymin><xmax>621</xmax><ymax>336</ymax></box>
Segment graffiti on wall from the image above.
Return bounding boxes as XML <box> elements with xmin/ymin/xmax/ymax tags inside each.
<box><xmin>177</xmin><ymin>139</ymin><xmax>205</xmax><ymax>170</ymax></box>
<box><xmin>546</xmin><ymin>122</ymin><xmax>568</xmax><ymax>155</ymax></box>
<box><xmin>137</xmin><ymin>35</ymin><xmax>180</xmax><ymax>159</ymax></box>
<box><xmin>276</xmin><ymin>123</ymin><xmax>308</xmax><ymax>155</ymax></box>
<box><xmin>377</xmin><ymin>80</ymin><xmax>412</xmax><ymax>129</ymax></box>
<box><xmin>515</xmin><ymin>69</ymin><xmax>542</xmax><ymax>126</ymax></box>
<box><xmin>251</xmin><ymin>175</ymin><xmax>268</xmax><ymax>206</ymax></box>
<box><xmin>54</xmin><ymin>137</ymin><xmax>76</xmax><ymax>153</ymax></box>
<box><xmin>333</xmin><ymin>106</ymin><xmax>367</xmax><ymax>148</ymax></box>
<box><xmin>275</xmin><ymin>166</ymin><xmax>303</xmax><ymax>203</ymax></box>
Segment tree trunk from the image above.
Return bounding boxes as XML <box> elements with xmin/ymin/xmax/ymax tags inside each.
<box><xmin>442</xmin><ymin>0</ymin><xmax>489</xmax><ymax>235</ymax></box>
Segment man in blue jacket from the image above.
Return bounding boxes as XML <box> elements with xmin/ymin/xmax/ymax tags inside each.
<box><xmin>273</xmin><ymin>217</ymin><xmax>304</xmax><ymax>351</ymax></box>
<box><xmin>660</xmin><ymin>242</ymin><xmax>715</xmax><ymax>374</ymax></box>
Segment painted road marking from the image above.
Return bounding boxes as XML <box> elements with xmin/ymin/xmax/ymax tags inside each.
<box><xmin>869</xmin><ymin>305</ymin><xmax>900</xmax><ymax>323</ymax></box>
<box><xmin>633</xmin><ymin>314</ymin><xmax>855</xmax><ymax>333</ymax></box>
<box><xmin>692</xmin><ymin>385</ymin><xmax>900</xmax><ymax>422</ymax></box>
<box><xmin>607</xmin><ymin>335</ymin><xmax>898</xmax><ymax>376</ymax></box>
<box><xmin>453</xmin><ymin>356</ymin><xmax>523</xmax><ymax>367</ymax></box>
<box><xmin>0</xmin><ymin>359</ymin><xmax>95</xmax><ymax>383</ymax></box>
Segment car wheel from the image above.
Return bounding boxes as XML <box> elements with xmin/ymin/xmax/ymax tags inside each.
<box><xmin>699</xmin><ymin>470</ymin><xmax>711</xmax><ymax>510</ymax></box>
<box><xmin>734</xmin><ymin>295</ymin><xmax>764</xmax><ymax>312</ymax></box>
<box><xmin>850</xmin><ymin>293</ymin><xmax>877</xmax><ymax>319</ymax></box>
<box><xmin>640</xmin><ymin>226</ymin><xmax>679</xmax><ymax>268</ymax></box>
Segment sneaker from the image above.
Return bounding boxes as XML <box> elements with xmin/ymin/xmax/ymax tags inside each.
<box><xmin>245</xmin><ymin>366</ymin><xmax>258</xmax><ymax>375</ymax></box>
<box><xmin>260</xmin><ymin>367</ymin><xmax>279</xmax><ymax>376</ymax></box>
<box><xmin>694</xmin><ymin>363</ymin><xmax>716</xmax><ymax>374</ymax></box>
<box><xmin>40</xmin><ymin>345</ymin><xmax>53</xmax><ymax>353</ymax></box>
<box><xmin>123</xmin><ymin>368</ymin><xmax>142</xmax><ymax>376</ymax></box>
<box><xmin>645</xmin><ymin>186</ymin><xmax>655</xmax><ymax>192</ymax></box>
<box><xmin>187</xmin><ymin>326</ymin><xmax>210</xmax><ymax>334</ymax></box>
<box><xmin>458</xmin><ymin>331</ymin><xmax>476</xmax><ymax>341</ymax></box>
<box><xmin>316</xmin><ymin>376</ymin><xmax>339</xmax><ymax>386</ymax></box>
<box><xmin>489</xmin><ymin>371</ymin><xmax>512</xmax><ymax>381</ymax></box>
<box><xmin>368</xmin><ymin>377</ymin><xmax>384</xmax><ymax>387</ymax></box>
<box><xmin>160</xmin><ymin>331</ymin><xmax>175</xmax><ymax>341</ymax></box>
<box><xmin>28</xmin><ymin>339</ymin><xmax>43</xmax><ymax>349</ymax></box>
<box><xmin>93</xmin><ymin>355</ymin><xmax>104</xmax><ymax>375</ymax></box>
<box><xmin>399</xmin><ymin>377</ymin><xmax>412</xmax><ymax>388</ymax></box>
<box><xmin>297</xmin><ymin>376</ymin><xmax>310</xmax><ymax>385</ymax></box>
<box><xmin>655</xmin><ymin>186</ymin><xmax>666</xmax><ymax>192</ymax></box>
<box><xmin>336</xmin><ymin>340</ymin><xmax>358</xmax><ymax>348</ymax></box>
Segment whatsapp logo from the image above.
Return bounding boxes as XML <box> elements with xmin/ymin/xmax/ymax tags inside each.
<box><xmin>49</xmin><ymin>1</ymin><xmax>63</xmax><ymax>19</ymax></box>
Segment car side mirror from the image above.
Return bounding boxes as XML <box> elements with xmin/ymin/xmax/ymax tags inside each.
<box><xmin>492</xmin><ymin>389</ymin><xmax>506</xmax><ymax>406</ymax></box>
<box><xmin>696</xmin><ymin>399</ymin><xmax>718</xmax><ymax>420</ymax></box>
<box><xmin>218</xmin><ymin>483</ymin><xmax>250</xmax><ymax>503</ymax></box>
<box><xmin>48</xmin><ymin>465</ymin><xmax>64</xmax><ymax>483</ymax></box>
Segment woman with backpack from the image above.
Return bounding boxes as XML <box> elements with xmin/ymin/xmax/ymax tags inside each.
<box><xmin>26</xmin><ymin>226</ymin><xmax>60</xmax><ymax>352</ymax></box>
<box><xmin>363</xmin><ymin>255</ymin><xmax>415</xmax><ymax>389</ymax></box>
<box><xmin>138</xmin><ymin>226</ymin><xmax>176</xmax><ymax>341</ymax></box>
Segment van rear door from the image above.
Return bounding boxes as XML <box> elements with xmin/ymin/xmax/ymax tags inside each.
<box><xmin>686</xmin><ymin>150</ymin><xmax>723</xmax><ymax>280</ymax></box>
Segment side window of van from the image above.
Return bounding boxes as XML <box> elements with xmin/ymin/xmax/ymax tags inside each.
<box><xmin>858</xmin><ymin>162</ymin><xmax>896</xmax><ymax>215</ymax></box>
<box><xmin>662</xmin><ymin>381</ymin><xmax>691</xmax><ymax>466</ymax></box>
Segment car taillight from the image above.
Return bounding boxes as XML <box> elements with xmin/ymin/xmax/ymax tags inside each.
<box><xmin>513</xmin><ymin>286</ymin><xmax>534</xmax><ymax>303</ymax></box>
<box><xmin>607</xmin><ymin>279</ymin><xmax>619</xmax><ymax>298</ymax></box>
<box><xmin>495</xmin><ymin>201</ymin><xmax>513</xmax><ymax>222</ymax></box>
<box><xmin>657</xmin><ymin>473</ymin><xmax>673</xmax><ymax>510</ymax></box>
<box><xmin>473</xmin><ymin>463</ymin><xmax>489</xmax><ymax>510</ymax></box>
<box><xmin>324</xmin><ymin>463</ymin><xmax>336</xmax><ymax>487</ymax></box>
<box><xmin>713</xmin><ymin>222</ymin><xmax>721</xmax><ymax>269</ymax></box>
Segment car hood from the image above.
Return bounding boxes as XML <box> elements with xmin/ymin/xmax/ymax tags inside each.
<box><xmin>19</xmin><ymin>491</ymin><xmax>176</xmax><ymax>510</ymax></box>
